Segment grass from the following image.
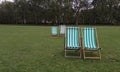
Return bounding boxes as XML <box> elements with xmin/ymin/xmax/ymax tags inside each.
<box><xmin>0</xmin><ymin>25</ymin><xmax>120</xmax><ymax>72</ymax></box>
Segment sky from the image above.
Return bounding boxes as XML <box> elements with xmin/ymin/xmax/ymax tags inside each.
<box><xmin>88</xmin><ymin>0</ymin><xmax>93</xmax><ymax>3</ymax></box>
<box><xmin>0</xmin><ymin>0</ymin><xmax>93</xmax><ymax>3</ymax></box>
<box><xmin>0</xmin><ymin>0</ymin><xmax>14</xmax><ymax>3</ymax></box>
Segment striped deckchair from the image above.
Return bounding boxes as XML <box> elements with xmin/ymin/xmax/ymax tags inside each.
<box><xmin>51</xmin><ymin>26</ymin><xmax>58</xmax><ymax>37</ymax></box>
<box><xmin>82</xmin><ymin>28</ymin><xmax>101</xmax><ymax>59</ymax></box>
<box><xmin>59</xmin><ymin>25</ymin><xmax>66</xmax><ymax>36</ymax></box>
<box><xmin>64</xmin><ymin>27</ymin><xmax>81</xmax><ymax>58</ymax></box>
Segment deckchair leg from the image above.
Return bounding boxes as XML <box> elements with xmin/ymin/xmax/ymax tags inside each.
<box><xmin>64</xmin><ymin>50</ymin><xmax>67</xmax><ymax>57</ymax></box>
<box><xmin>59</xmin><ymin>34</ymin><xmax>65</xmax><ymax>37</ymax></box>
<box><xmin>98</xmin><ymin>50</ymin><xmax>101</xmax><ymax>59</ymax></box>
<box><xmin>65</xmin><ymin>49</ymin><xmax>81</xmax><ymax>58</ymax></box>
<box><xmin>83</xmin><ymin>50</ymin><xmax>101</xmax><ymax>59</ymax></box>
<box><xmin>79</xmin><ymin>50</ymin><xmax>81</xmax><ymax>58</ymax></box>
<box><xmin>83</xmin><ymin>50</ymin><xmax>86</xmax><ymax>59</ymax></box>
<box><xmin>51</xmin><ymin>34</ymin><xmax>60</xmax><ymax>38</ymax></box>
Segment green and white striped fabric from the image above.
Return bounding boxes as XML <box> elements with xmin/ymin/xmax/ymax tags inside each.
<box><xmin>66</xmin><ymin>27</ymin><xmax>80</xmax><ymax>49</ymax></box>
<box><xmin>52</xmin><ymin>26</ymin><xmax>57</xmax><ymax>35</ymax></box>
<box><xmin>82</xmin><ymin>28</ymin><xmax>99</xmax><ymax>50</ymax></box>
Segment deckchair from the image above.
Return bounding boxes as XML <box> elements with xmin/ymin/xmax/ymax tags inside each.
<box><xmin>64</xmin><ymin>27</ymin><xmax>81</xmax><ymax>58</ymax></box>
<box><xmin>51</xmin><ymin>26</ymin><xmax>58</xmax><ymax>37</ymax></box>
<box><xmin>82</xmin><ymin>28</ymin><xmax>101</xmax><ymax>59</ymax></box>
<box><xmin>59</xmin><ymin>25</ymin><xmax>66</xmax><ymax>36</ymax></box>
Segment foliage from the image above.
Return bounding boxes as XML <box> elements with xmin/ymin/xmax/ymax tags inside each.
<box><xmin>0</xmin><ymin>0</ymin><xmax>119</xmax><ymax>25</ymax></box>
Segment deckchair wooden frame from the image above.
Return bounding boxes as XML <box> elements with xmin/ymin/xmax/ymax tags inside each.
<box><xmin>64</xmin><ymin>27</ymin><xmax>81</xmax><ymax>58</ymax></box>
<box><xmin>81</xmin><ymin>28</ymin><xmax>101</xmax><ymax>59</ymax></box>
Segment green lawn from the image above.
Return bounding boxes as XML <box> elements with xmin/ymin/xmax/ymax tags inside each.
<box><xmin>0</xmin><ymin>25</ymin><xmax>120</xmax><ymax>72</ymax></box>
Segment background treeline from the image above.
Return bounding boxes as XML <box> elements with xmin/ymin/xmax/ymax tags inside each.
<box><xmin>0</xmin><ymin>0</ymin><xmax>119</xmax><ymax>25</ymax></box>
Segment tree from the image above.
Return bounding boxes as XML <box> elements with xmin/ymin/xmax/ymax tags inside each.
<box><xmin>92</xmin><ymin>0</ymin><xmax>120</xmax><ymax>24</ymax></box>
<box><xmin>0</xmin><ymin>0</ymin><xmax>119</xmax><ymax>25</ymax></box>
<box><xmin>0</xmin><ymin>1</ymin><xmax>15</xmax><ymax>24</ymax></box>
<box><xmin>72</xmin><ymin>0</ymin><xmax>89</xmax><ymax>25</ymax></box>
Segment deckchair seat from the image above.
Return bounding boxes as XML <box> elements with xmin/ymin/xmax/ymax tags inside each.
<box><xmin>52</xmin><ymin>26</ymin><xmax>57</xmax><ymax>35</ymax></box>
<box><xmin>83</xmin><ymin>28</ymin><xmax>100</xmax><ymax>50</ymax></box>
<box><xmin>66</xmin><ymin>27</ymin><xmax>80</xmax><ymax>49</ymax></box>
